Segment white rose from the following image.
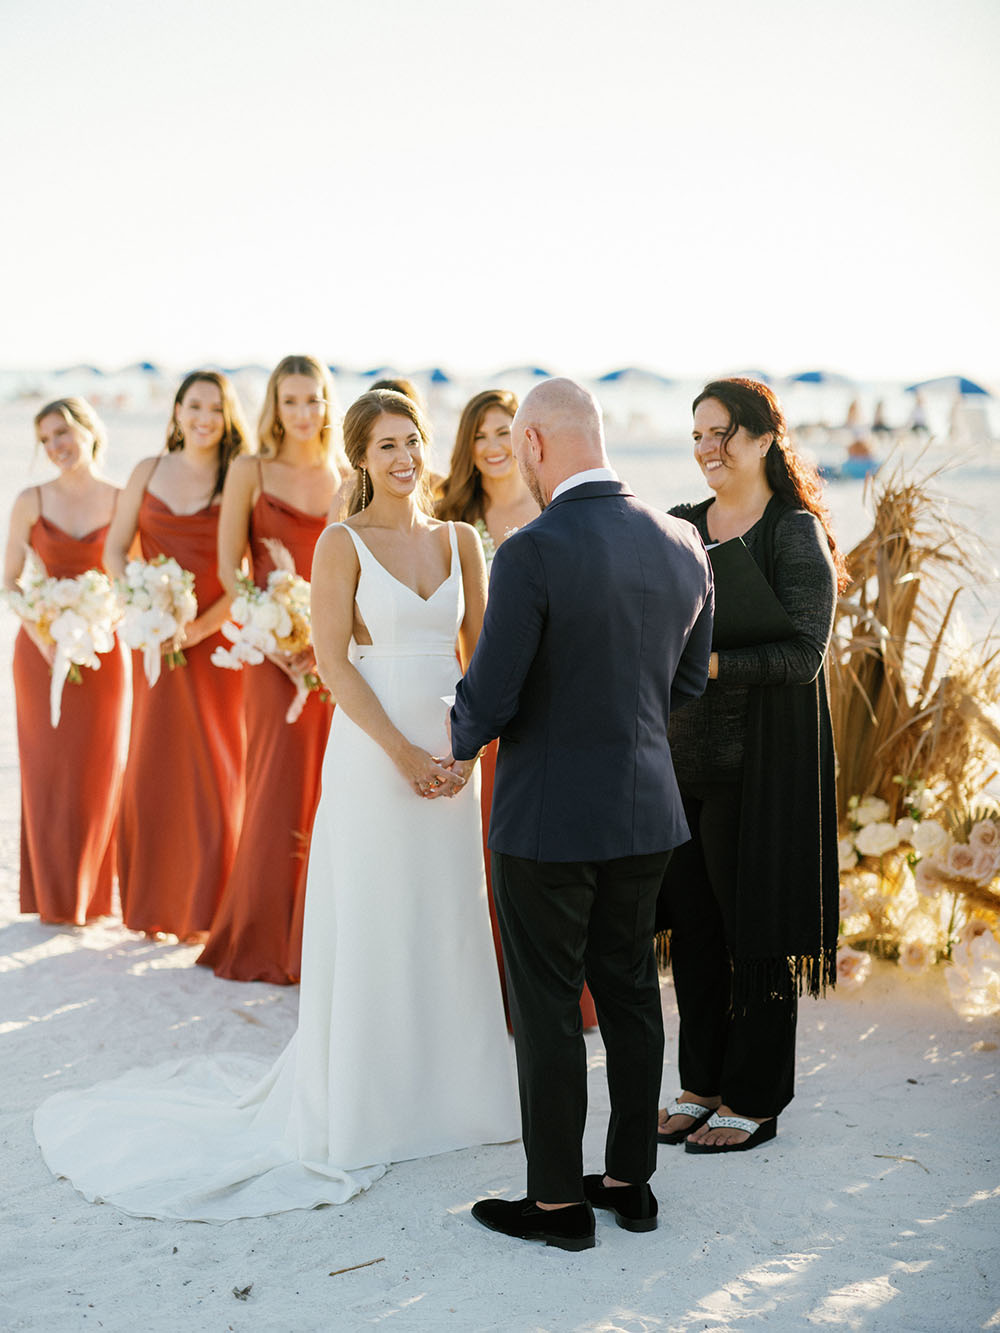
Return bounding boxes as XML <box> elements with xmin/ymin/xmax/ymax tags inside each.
<box><xmin>914</xmin><ymin>859</ymin><xmax>947</xmax><ymax>898</ymax></box>
<box><xmin>855</xmin><ymin>821</ymin><xmax>901</xmax><ymax>857</ymax></box>
<box><xmin>898</xmin><ymin>937</ymin><xmax>934</xmax><ymax>975</ymax></box>
<box><xmin>854</xmin><ymin>796</ymin><xmax>891</xmax><ymax>827</ymax></box>
<box><xmin>838</xmin><ymin>837</ymin><xmax>859</xmax><ymax>872</ymax></box>
<box><xmin>252</xmin><ymin>600</ymin><xmax>282</xmax><ymax>633</ymax></box>
<box><xmin>910</xmin><ymin>820</ymin><xmax>949</xmax><ymax>857</ymax></box>
<box><xmin>837</xmin><ymin>946</ymin><xmax>872</xmax><ymax>990</ymax></box>
<box><xmin>839</xmin><ymin>881</ymin><xmax>860</xmax><ymax>917</ymax></box>
<box><xmin>946</xmin><ymin>842</ymin><xmax>978</xmax><ymax>879</ymax></box>
<box><xmin>969</xmin><ymin>820</ymin><xmax>1000</xmax><ymax>852</ymax></box>
<box><xmin>895</xmin><ymin>817</ymin><xmax>916</xmax><ymax>842</ymax></box>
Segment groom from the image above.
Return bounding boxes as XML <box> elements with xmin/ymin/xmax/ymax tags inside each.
<box><xmin>447</xmin><ymin>378</ymin><xmax>713</xmax><ymax>1250</ymax></box>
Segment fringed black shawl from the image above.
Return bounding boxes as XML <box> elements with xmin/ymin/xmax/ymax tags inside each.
<box><xmin>665</xmin><ymin>496</ymin><xmax>840</xmax><ymax>1005</ymax></box>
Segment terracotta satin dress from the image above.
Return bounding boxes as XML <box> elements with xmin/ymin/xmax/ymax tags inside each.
<box><xmin>14</xmin><ymin>514</ymin><xmax>126</xmax><ymax>924</ymax></box>
<box><xmin>198</xmin><ymin>490</ymin><xmax>333</xmax><ymax>983</ymax></box>
<box><xmin>117</xmin><ymin>492</ymin><xmax>246</xmax><ymax>938</ymax></box>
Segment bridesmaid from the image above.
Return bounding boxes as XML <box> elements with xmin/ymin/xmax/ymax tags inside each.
<box><xmin>198</xmin><ymin>355</ymin><xmax>348</xmax><ymax>984</ymax></box>
<box><xmin>437</xmin><ymin>389</ymin><xmax>597</xmax><ymax>1029</ymax></box>
<box><xmin>105</xmin><ymin>371</ymin><xmax>250</xmax><ymax>941</ymax></box>
<box><xmin>3</xmin><ymin>398</ymin><xmax>125</xmax><ymax>925</ymax></box>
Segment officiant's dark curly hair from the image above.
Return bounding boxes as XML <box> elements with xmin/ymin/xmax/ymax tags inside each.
<box><xmin>694</xmin><ymin>378</ymin><xmax>848</xmax><ymax>591</ymax></box>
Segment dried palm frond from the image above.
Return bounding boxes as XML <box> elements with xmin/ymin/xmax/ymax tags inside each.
<box><xmin>829</xmin><ymin>450</ymin><xmax>999</xmax><ymax>818</ymax></box>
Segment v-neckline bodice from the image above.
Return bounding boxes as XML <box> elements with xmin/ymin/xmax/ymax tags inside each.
<box><xmin>347</xmin><ymin>523</ymin><xmax>456</xmax><ymax>604</ymax></box>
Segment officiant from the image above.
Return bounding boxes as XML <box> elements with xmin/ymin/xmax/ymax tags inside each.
<box><xmin>655</xmin><ymin>378</ymin><xmax>847</xmax><ymax>1154</ymax></box>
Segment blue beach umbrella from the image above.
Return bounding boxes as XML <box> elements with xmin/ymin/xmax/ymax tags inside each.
<box><xmin>725</xmin><ymin>369</ymin><xmax>772</xmax><ymax>384</ymax></box>
<box><xmin>55</xmin><ymin>363</ymin><xmax>103</xmax><ymax>377</ymax></box>
<box><xmin>494</xmin><ymin>365</ymin><xmax>553</xmax><ymax>380</ymax></box>
<box><xmin>787</xmin><ymin>370</ymin><xmax>855</xmax><ymax>387</ymax></box>
<box><xmin>905</xmin><ymin>375</ymin><xmax>991</xmax><ymax>397</ymax></box>
<box><xmin>596</xmin><ymin>367</ymin><xmax>674</xmax><ymax>385</ymax></box>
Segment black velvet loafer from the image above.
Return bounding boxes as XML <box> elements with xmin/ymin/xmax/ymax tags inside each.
<box><xmin>471</xmin><ymin>1197</ymin><xmax>596</xmax><ymax>1251</ymax></box>
<box><xmin>582</xmin><ymin>1175</ymin><xmax>658</xmax><ymax>1232</ymax></box>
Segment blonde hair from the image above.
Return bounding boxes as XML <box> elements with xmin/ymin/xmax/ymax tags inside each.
<box><xmin>258</xmin><ymin>356</ymin><xmax>346</xmax><ymax>470</ymax></box>
<box><xmin>436</xmin><ymin>389</ymin><xmax>518</xmax><ymax>523</ymax></box>
<box><xmin>34</xmin><ymin>397</ymin><xmax>107</xmax><ymax>462</ymax></box>
<box><xmin>166</xmin><ymin>370</ymin><xmax>251</xmax><ymax>499</ymax></box>
<box><xmin>343</xmin><ymin>390</ymin><xmax>434</xmax><ymax>517</ymax></box>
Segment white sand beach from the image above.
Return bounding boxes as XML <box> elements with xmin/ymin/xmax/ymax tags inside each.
<box><xmin>1</xmin><ymin>875</ymin><xmax>997</xmax><ymax>1332</ymax></box>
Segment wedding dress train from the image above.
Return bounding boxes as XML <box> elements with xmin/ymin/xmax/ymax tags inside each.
<box><xmin>34</xmin><ymin>521</ymin><xmax>519</xmax><ymax>1221</ymax></box>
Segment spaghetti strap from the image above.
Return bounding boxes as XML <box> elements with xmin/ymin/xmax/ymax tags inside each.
<box><xmin>141</xmin><ymin>455</ymin><xmax>162</xmax><ymax>499</ymax></box>
<box><xmin>257</xmin><ymin>457</ymin><xmax>265</xmax><ymax>493</ymax></box>
<box><xmin>34</xmin><ymin>486</ymin><xmax>43</xmax><ymax>521</ymax></box>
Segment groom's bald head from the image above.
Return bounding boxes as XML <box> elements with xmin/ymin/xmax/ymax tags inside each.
<box><xmin>512</xmin><ymin>378</ymin><xmax>609</xmax><ymax>507</ymax></box>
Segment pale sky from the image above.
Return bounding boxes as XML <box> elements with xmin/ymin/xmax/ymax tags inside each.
<box><xmin>2</xmin><ymin>0</ymin><xmax>998</xmax><ymax>381</ymax></box>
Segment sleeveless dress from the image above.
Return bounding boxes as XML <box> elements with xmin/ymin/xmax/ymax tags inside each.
<box><xmin>33</xmin><ymin>521</ymin><xmax>519</xmax><ymax>1221</ymax></box>
<box><xmin>117</xmin><ymin>488</ymin><xmax>246</xmax><ymax>938</ymax></box>
<box><xmin>198</xmin><ymin>485</ymin><xmax>332</xmax><ymax>983</ymax></box>
<box><xmin>13</xmin><ymin>507</ymin><xmax>126</xmax><ymax>924</ymax></box>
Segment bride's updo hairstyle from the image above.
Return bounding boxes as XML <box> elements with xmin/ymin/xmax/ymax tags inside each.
<box><xmin>343</xmin><ymin>389</ymin><xmax>434</xmax><ymax>517</ymax></box>
<box><xmin>693</xmin><ymin>377</ymin><xmax>849</xmax><ymax>592</ymax></box>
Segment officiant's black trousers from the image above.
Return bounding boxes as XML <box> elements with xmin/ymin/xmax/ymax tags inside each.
<box><xmin>492</xmin><ymin>849</ymin><xmax>669</xmax><ymax>1203</ymax></box>
<box><xmin>657</xmin><ymin>779</ymin><xmax>797</xmax><ymax>1117</ymax></box>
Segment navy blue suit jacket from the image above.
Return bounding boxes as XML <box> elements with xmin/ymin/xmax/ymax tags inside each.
<box><xmin>450</xmin><ymin>481</ymin><xmax>714</xmax><ymax>862</ymax></box>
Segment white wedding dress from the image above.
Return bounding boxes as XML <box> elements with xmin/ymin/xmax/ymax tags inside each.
<box><xmin>34</xmin><ymin>521</ymin><xmax>519</xmax><ymax>1221</ymax></box>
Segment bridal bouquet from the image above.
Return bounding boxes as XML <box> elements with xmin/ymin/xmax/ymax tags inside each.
<box><xmin>212</xmin><ymin>540</ymin><xmax>323</xmax><ymax>723</ymax></box>
<box><xmin>118</xmin><ymin>554</ymin><xmax>198</xmax><ymax>687</ymax></box>
<box><xmin>5</xmin><ymin>548</ymin><xmax>120</xmax><ymax>727</ymax></box>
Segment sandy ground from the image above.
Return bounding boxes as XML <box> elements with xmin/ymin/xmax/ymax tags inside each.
<box><xmin>0</xmin><ymin>401</ymin><xmax>998</xmax><ymax>1330</ymax></box>
<box><xmin>1</xmin><ymin>886</ymin><xmax>997</xmax><ymax>1332</ymax></box>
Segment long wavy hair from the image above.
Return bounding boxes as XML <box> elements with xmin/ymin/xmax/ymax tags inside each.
<box><xmin>343</xmin><ymin>389</ymin><xmax>434</xmax><ymax>517</ymax></box>
<box><xmin>435</xmin><ymin>389</ymin><xmax>519</xmax><ymax>523</ymax></box>
<box><xmin>257</xmin><ymin>355</ymin><xmax>346</xmax><ymax>471</ymax></box>
<box><xmin>165</xmin><ymin>371</ymin><xmax>250</xmax><ymax>500</ymax></box>
<box><xmin>693</xmin><ymin>377</ymin><xmax>848</xmax><ymax>591</ymax></box>
<box><xmin>34</xmin><ymin>397</ymin><xmax>107</xmax><ymax>462</ymax></box>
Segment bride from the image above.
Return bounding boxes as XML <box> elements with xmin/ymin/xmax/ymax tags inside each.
<box><xmin>33</xmin><ymin>388</ymin><xmax>519</xmax><ymax>1222</ymax></box>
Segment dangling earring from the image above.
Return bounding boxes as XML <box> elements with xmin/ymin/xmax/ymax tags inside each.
<box><xmin>360</xmin><ymin>467</ymin><xmax>369</xmax><ymax>509</ymax></box>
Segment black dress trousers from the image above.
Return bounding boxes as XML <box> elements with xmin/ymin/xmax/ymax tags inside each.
<box><xmin>491</xmin><ymin>848</ymin><xmax>669</xmax><ymax>1202</ymax></box>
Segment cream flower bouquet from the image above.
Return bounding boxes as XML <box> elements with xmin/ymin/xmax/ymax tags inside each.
<box><xmin>5</xmin><ymin>548</ymin><xmax>120</xmax><ymax>726</ymax></box>
<box><xmin>837</xmin><ymin>787</ymin><xmax>1000</xmax><ymax>1016</ymax></box>
<box><xmin>118</xmin><ymin>554</ymin><xmax>198</xmax><ymax>687</ymax></box>
<box><xmin>212</xmin><ymin>540</ymin><xmax>322</xmax><ymax>724</ymax></box>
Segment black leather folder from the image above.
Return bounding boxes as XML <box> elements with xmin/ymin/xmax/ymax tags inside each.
<box><xmin>707</xmin><ymin>537</ymin><xmax>796</xmax><ymax>650</ymax></box>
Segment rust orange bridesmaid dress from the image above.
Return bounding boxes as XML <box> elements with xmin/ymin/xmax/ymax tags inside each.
<box><xmin>14</xmin><ymin>501</ymin><xmax>126</xmax><ymax>925</ymax></box>
<box><xmin>197</xmin><ymin>482</ymin><xmax>332</xmax><ymax>983</ymax></box>
<box><xmin>117</xmin><ymin>489</ymin><xmax>246</xmax><ymax>939</ymax></box>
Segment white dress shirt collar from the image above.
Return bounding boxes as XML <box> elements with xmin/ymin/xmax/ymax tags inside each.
<box><xmin>550</xmin><ymin>467</ymin><xmax>619</xmax><ymax>502</ymax></box>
